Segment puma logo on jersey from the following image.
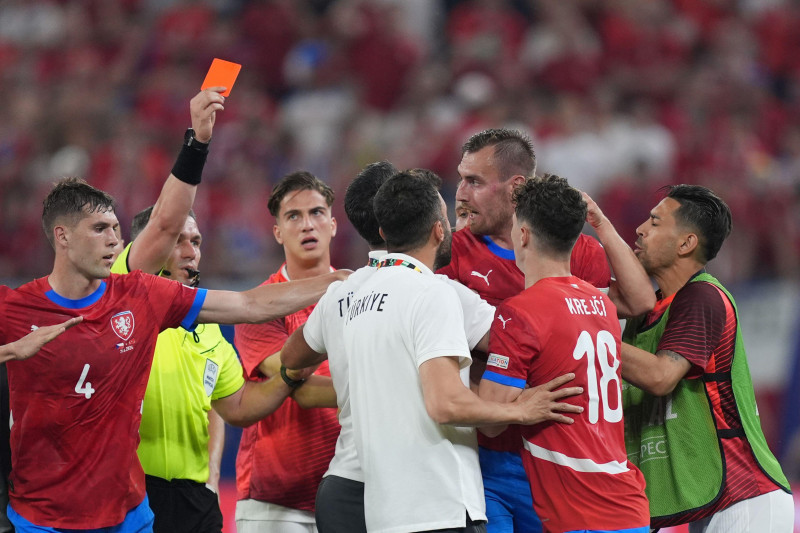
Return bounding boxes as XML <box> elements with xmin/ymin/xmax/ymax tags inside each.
<box><xmin>470</xmin><ymin>269</ymin><xmax>493</xmax><ymax>286</ymax></box>
<box><xmin>30</xmin><ymin>325</ymin><xmax>39</xmax><ymax>332</ymax></box>
<box><xmin>497</xmin><ymin>315</ymin><xmax>511</xmax><ymax>329</ymax></box>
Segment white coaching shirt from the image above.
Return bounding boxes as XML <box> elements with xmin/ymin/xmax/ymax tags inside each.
<box><xmin>304</xmin><ymin>251</ymin><xmax>495</xmax><ymax>485</ymax></box>
<box><xmin>343</xmin><ymin>253</ymin><xmax>487</xmax><ymax>533</ymax></box>
<box><xmin>303</xmin><ymin>251</ymin><xmax>384</xmax><ymax>482</ymax></box>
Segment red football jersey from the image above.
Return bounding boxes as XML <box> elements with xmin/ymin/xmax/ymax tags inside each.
<box><xmin>437</xmin><ymin>228</ymin><xmax>612</xmax><ymax>451</ymax></box>
<box><xmin>484</xmin><ymin>277</ymin><xmax>649</xmax><ymax>533</ymax></box>
<box><xmin>0</xmin><ymin>273</ymin><xmax>204</xmax><ymax>529</ymax></box>
<box><xmin>234</xmin><ymin>265</ymin><xmax>340</xmax><ymax>512</ymax></box>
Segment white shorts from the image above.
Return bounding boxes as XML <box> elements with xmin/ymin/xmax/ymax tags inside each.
<box><xmin>235</xmin><ymin>499</ymin><xmax>317</xmax><ymax>533</ymax></box>
<box><xmin>687</xmin><ymin>489</ymin><xmax>794</xmax><ymax>533</ymax></box>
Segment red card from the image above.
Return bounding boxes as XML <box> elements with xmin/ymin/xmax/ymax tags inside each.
<box><xmin>201</xmin><ymin>58</ymin><xmax>241</xmax><ymax>97</ymax></box>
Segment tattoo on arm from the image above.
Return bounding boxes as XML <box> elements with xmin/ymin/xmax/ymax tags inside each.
<box><xmin>660</xmin><ymin>350</ymin><xmax>686</xmax><ymax>364</ymax></box>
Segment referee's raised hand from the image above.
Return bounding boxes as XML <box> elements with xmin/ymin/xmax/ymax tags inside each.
<box><xmin>190</xmin><ymin>87</ymin><xmax>226</xmax><ymax>143</ymax></box>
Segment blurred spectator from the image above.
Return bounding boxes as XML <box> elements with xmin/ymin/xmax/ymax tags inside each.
<box><xmin>0</xmin><ymin>0</ymin><xmax>799</xmax><ymax>289</ymax></box>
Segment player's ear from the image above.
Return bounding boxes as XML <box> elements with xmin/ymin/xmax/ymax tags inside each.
<box><xmin>519</xmin><ymin>225</ymin><xmax>530</xmax><ymax>249</ymax></box>
<box><xmin>432</xmin><ymin>219</ymin><xmax>444</xmax><ymax>244</ymax></box>
<box><xmin>330</xmin><ymin>216</ymin><xmax>337</xmax><ymax>238</ymax></box>
<box><xmin>678</xmin><ymin>232</ymin><xmax>699</xmax><ymax>258</ymax></box>
<box><xmin>511</xmin><ymin>174</ymin><xmax>526</xmax><ymax>187</ymax></box>
<box><xmin>379</xmin><ymin>227</ymin><xmax>386</xmax><ymax>242</ymax></box>
<box><xmin>273</xmin><ymin>224</ymin><xmax>283</xmax><ymax>245</ymax></box>
<box><xmin>53</xmin><ymin>224</ymin><xmax>68</xmax><ymax>248</ymax></box>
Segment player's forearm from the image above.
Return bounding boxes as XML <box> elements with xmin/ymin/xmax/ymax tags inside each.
<box><xmin>199</xmin><ymin>273</ymin><xmax>342</xmax><ymax>325</ymax></box>
<box><xmin>214</xmin><ymin>378</ymin><xmax>293</xmax><ymax>427</ymax></box>
<box><xmin>292</xmin><ymin>375</ymin><xmax>337</xmax><ymax>409</ymax></box>
<box><xmin>593</xmin><ymin>220</ymin><xmax>655</xmax><ymax>318</ymax></box>
<box><xmin>620</xmin><ymin>343</ymin><xmax>680</xmax><ymax>396</ymax></box>
<box><xmin>0</xmin><ymin>345</ymin><xmax>17</xmax><ymax>364</ymax></box>
<box><xmin>426</xmin><ymin>386</ymin><xmax>525</xmax><ymax>427</ymax></box>
<box><xmin>242</xmin><ymin>272</ymin><xmax>346</xmax><ymax>324</ymax></box>
<box><xmin>422</xmin><ymin>358</ymin><xmax>525</xmax><ymax>427</ymax></box>
<box><xmin>127</xmin><ymin>177</ymin><xmax>198</xmax><ymax>274</ymax></box>
<box><xmin>281</xmin><ymin>326</ymin><xmax>328</xmax><ymax>370</ymax></box>
<box><xmin>206</xmin><ymin>409</ymin><xmax>225</xmax><ymax>489</ymax></box>
<box><xmin>149</xmin><ymin>176</ymin><xmax>198</xmax><ymax>239</ymax></box>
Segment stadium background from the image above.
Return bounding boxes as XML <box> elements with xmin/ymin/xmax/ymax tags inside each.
<box><xmin>1</xmin><ymin>0</ymin><xmax>800</xmax><ymax>530</ymax></box>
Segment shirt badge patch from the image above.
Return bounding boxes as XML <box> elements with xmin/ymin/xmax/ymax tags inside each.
<box><xmin>110</xmin><ymin>311</ymin><xmax>135</xmax><ymax>341</ymax></box>
<box><xmin>203</xmin><ymin>359</ymin><xmax>219</xmax><ymax>397</ymax></box>
<box><xmin>487</xmin><ymin>353</ymin><xmax>510</xmax><ymax>370</ymax></box>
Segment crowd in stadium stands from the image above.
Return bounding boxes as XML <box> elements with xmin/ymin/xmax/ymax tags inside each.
<box><xmin>2</xmin><ymin>0</ymin><xmax>800</xmax><ymax>284</ymax></box>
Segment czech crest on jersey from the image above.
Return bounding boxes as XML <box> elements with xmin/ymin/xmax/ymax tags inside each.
<box><xmin>110</xmin><ymin>311</ymin><xmax>135</xmax><ymax>341</ymax></box>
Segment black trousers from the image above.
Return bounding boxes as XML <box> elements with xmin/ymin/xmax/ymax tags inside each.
<box><xmin>423</xmin><ymin>513</ymin><xmax>487</xmax><ymax>533</ymax></box>
<box><xmin>315</xmin><ymin>475</ymin><xmax>367</xmax><ymax>533</ymax></box>
<box><xmin>145</xmin><ymin>475</ymin><xmax>223</xmax><ymax>533</ymax></box>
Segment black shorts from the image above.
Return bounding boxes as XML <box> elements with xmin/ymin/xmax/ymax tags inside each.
<box><xmin>145</xmin><ymin>475</ymin><xmax>223</xmax><ymax>533</ymax></box>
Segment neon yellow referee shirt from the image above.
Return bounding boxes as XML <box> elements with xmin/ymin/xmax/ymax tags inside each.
<box><xmin>113</xmin><ymin>245</ymin><xmax>245</xmax><ymax>482</ymax></box>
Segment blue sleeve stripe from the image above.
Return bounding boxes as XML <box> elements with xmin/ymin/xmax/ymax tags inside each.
<box><xmin>482</xmin><ymin>370</ymin><xmax>526</xmax><ymax>389</ymax></box>
<box><xmin>181</xmin><ymin>288</ymin><xmax>208</xmax><ymax>330</ymax></box>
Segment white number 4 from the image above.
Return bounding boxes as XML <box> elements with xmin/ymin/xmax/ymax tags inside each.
<box><xmin>573</xmin><ymin>330</ymin><xmax>622</xmax><ymax>424</ymax></box>
<box><xmin>75</xmin><ymin>363</ymin><xmax>96</xmax><ymax>399</ymax></box>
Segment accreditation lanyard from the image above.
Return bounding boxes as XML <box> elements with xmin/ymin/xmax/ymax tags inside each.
<box><xmin>377</xmin><ymin>258</ymin><xmax>423</xmax><ymax>273</ymax></box>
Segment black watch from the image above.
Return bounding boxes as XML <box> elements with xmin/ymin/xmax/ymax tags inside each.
<box><xmin>280</xmin><ymin>365</ymin><xmax>306</xmax><ymax>389</ymax></box>
<box><xmin>184</xmin><ymin>128</ymin><xmax>210</xmax><ymax>153</ymax></box>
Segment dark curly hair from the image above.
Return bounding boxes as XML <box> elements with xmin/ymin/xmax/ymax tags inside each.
<box><xmin>512</xmin><ymin>174</ymin><xmax>586</xmax><ymax>254</ymax></box>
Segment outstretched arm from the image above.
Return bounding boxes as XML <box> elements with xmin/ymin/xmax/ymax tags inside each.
<box><xmin>0</xmin><ymin>317</ymin><xmax>83</xmax><ymax>363</ymax></box>
<box><xmin>197</xmin><ymin>271</ymin><xmax>350</xmax><ymax>325</ymax></box>
<box><xmin>126</xmin><ymin>88</ymin><xmax>226</xmax><ymax>274</ymax></box>
<box><xmin>582</xmin><ymin>192</ymin><xmax>655</xmax><ymax>318</ymax></box>
<box><xmin>420</xmin><ymin>356</ymin><xmax>582</xmax><ymax>428</ymax></box>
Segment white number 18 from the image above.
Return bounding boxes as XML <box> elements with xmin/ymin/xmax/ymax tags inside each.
<box><xmin>572</xmin><ymin>330</ymin><xmax>622</xmax><ymax>424</ymax></box>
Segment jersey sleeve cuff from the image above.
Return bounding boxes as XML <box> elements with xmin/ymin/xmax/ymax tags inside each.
<box><xmin>181</xmin><ymin>288</ymin><xmax>208</xmax><ymax>331</ymax></box>
<box><xmin>482</xmin><ymin>370</ymin><xmax>526</xmax><ymax>389</ymax></box>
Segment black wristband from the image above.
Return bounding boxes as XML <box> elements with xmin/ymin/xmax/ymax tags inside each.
<box><xmin>280</xmin><ymin>365</ymin><xmax>306</xmax><ymax>389</ymax></box>
<box><xmin>171</xmin><ymin>144</ymin><xmax>207</xmax><ymax>185</ymax></box>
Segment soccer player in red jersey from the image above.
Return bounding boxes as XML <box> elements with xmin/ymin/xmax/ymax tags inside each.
<box><xmin>234</xmin><ymin>171</ymin><xmax>340</xmax><ymax>533</ymax></box>
<box><xmin>478</xmin><ymin>175</ymin><xmax>650</xmax><ymax>533</ymax></box>
<box><xmin>438</xmin><ymin>128</ymin><xmax>655</xmax><ymax>532</ymax></box>
<box><xmin>0</xmin><ymin>179</ymin><xmax>347</xmax><ymax>533</ymax></box>
<box><xmin>620</xmin><ymin>185</ymin><xmax>792</xmax><ymax>532</ymax></box>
